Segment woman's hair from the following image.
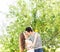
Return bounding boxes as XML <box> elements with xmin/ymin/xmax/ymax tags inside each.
<box><xmin>19</xmin><ymin>32</ymin><xmax>25</xmax><ymax>52</ymax></box>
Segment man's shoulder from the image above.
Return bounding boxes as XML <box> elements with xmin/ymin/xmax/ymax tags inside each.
<box><xmin>34</xmin><ymin>32</ymin><xmax>40</xmax><ymax>35</ymax></box>
<box><xmin>34</xmin><ymin>32</ymin><xmax>41</xmax><ymax>37</ymax></box>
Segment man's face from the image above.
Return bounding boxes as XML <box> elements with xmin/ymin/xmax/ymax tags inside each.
<box><xmin>25</xmin><ymin>31</ymin><xmax>31</xmax><ymax>36</ymax></box>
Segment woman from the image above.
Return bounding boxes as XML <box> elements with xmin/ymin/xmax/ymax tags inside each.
<box><xmin>19</xmin><ymin>32</ymin><xmax>34</xmax><ymax>52</ymax></box>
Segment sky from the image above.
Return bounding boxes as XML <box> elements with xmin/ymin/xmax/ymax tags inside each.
<box><xmin>0</xmin><ymin>0</ymin><xmax>17</xmax><ymax>35</ymax></box>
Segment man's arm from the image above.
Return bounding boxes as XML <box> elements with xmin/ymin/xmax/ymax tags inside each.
<box><xmin>32</xmin><ymin>33</ymin><xmax>38</xmax><ymax>47</ymax></box>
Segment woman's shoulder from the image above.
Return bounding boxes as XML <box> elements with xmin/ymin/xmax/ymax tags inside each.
<box><xmin>25</xmin><ymin>39</ymin><xmax>32</xmax><ymax>43</ymax></box>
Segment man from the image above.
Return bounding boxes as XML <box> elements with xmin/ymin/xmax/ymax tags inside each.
<box><xmin>25</xmin><ymin>27</ymin><xmax>43</xmax><ymax>52</ymax></box>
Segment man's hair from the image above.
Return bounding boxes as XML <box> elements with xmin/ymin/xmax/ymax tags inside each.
<box><xmin>25</xmin><ymin>27</ymin><xmax>33</xmax><ymax>32</ymax></box>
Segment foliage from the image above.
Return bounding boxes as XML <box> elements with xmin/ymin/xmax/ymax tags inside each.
<box><xmin>0</xmin><ymin>0</ymin><xmax>60</xmax><ymax>52</ymax></box>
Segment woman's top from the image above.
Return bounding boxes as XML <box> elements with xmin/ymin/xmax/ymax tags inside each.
<box><xmin>25</xmin><ymin>39</ymin><xmax>33</xmax><ymax>50</ymax></box>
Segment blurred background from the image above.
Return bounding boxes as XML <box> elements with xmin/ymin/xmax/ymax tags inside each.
<box><xmin>0</xmin><ymin>0</ymin><xmax>60</xmax><ymax>52</ymax></box>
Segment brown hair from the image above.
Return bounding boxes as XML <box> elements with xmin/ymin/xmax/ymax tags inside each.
<box><xmin>19</xmin><ymin>32</ymin><xmax>25</xmax><ymax>52</ymax></box>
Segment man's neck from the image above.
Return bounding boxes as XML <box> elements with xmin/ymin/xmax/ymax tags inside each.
<box><xmin>31</xmin><ymin>31</ymin><xmax>35</xmax><ymax>36</ymax></box>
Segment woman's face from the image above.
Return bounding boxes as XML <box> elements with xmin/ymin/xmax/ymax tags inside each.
<box><xmin>24</xmin><ymin>33</ymin><xmax>28</xmax><ymax>39</ymax></box>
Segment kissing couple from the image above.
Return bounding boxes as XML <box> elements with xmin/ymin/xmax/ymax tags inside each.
<box><xmin>19</xmin><ymin>27</ymin><xmax>43</xmax><ymax>52</ymax></box>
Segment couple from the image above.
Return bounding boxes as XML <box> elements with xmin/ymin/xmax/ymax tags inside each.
<box><xmin>19</xmin><ymin>27</ymin><xmax>43</xmax><ymax>52</ymax></box>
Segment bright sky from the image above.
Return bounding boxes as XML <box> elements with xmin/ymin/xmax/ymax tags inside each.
<box><xmin>0</xmin><ymin>0</ymin><xmax>17</xmax><ymax>35</ymax></box>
